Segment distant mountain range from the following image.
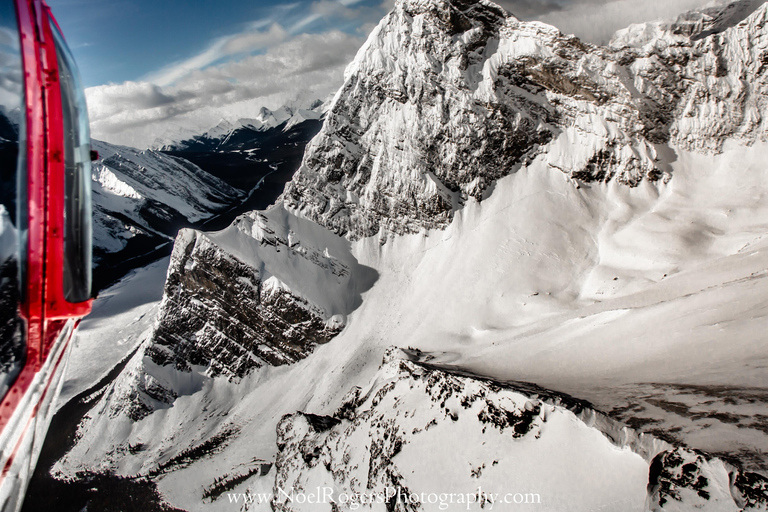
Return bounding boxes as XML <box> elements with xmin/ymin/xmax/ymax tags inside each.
<box><xmin>92</xmin><ymin>101</ymin><xmax>325</xmax><ymax>290</ymax></box>
<box><xmin>154</xmin><ymin>101</ymin><xmax>325</xmax><ymax>153</ymax></box>
<box><xmin>90</xmin><ymin>139</ymin><xmax>245</xmax><ymax>289</ymax></box>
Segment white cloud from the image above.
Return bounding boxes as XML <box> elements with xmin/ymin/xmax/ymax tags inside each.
<box><xmin>290</xmin><ymin>13</ymin><xmax>324</xmax><ymax>32</ymax></box>
<box><xmin>86</xmin><ymin>30</ymin><xmax>363</xmax><ymax>148</ymax></box>
<box><xmin>146</xmin><ymin>23</ymin><xmax>288</xmax><ymax>87</ymax></box>
<box><xmin>537</xmin><ymin>0</ymin><xmax>715</xmax><ymax>44</ymax></box>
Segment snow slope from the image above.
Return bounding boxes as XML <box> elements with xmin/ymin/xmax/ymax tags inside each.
<box><xmin>58</xmin><ymin>257</ymin><xmax>171</xmax><ymax>408</ymax></box>
<box><xmin>55</xmin><ymin>139</ymin><xmax>768</xmax><ymax>509</ymax></box>
<box><xmin>53</xmin><ymin>0</ymin><xmax>768</xmax><ymax>509</ymax></box>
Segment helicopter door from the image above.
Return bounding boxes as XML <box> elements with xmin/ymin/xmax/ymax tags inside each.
<box><xmin>0</xmin><ymin>1</ymin><xmax>93</xmax><ymax>508</ymax></box>
<box><xmin>0</xmin><ymin>0</ymin><xmax>93</xmax><ymax>443</ymax></box>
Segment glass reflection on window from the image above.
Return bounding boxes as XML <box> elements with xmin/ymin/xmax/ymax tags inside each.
<box><xmin>50</xmin><ymin>17</ymin><xmax>92</xmax><ymax>303</ymax></box>
<box><xmin>0</xmin><ymin>0</ymin><xmax>27</xmax><ymax>401</ymax></box>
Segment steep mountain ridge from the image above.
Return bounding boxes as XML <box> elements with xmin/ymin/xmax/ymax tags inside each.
<box><xmin>52</xmin><ymin>0</ymin><xmax>768</xmax><ymax>510</ymax></box>
<box><xmin>270</xmin><ymin>349</ymin><xmax>768</xmax><ymax>512</ymax></box>
<box><xmin>91</xmin><ymin>140</ymin><xmax>246</xmax><ymax>287</ymax></box>
<box><xmin>284</xmin><ymin>0</ymin><xmax>666</xmax><ymax>239</ymax></box>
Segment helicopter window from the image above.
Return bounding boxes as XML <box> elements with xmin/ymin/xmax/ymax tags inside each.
<box><xmin>0</xmin><ymin>0</ymin><xmax>28</xmax><ymax>401</ymax></box>
<box><xmin>50</xmin><ymin>19</ymin><xmax>92</xmax><ymax>303</ymax></box>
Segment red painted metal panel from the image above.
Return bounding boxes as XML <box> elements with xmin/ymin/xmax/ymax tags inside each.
<box><xmin>0</xmin><ymin>0</ymin><xmax>92</xmax><ymax>440</ymax></box>
<box><xmin>39</xmin><ymin>1</ymin><xmax>93</xmax><ymax>322</ymax></box>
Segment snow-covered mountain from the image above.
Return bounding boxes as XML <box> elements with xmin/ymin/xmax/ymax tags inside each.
<box><xmin>49</xmin><ymin>0</ymin><xmax>768</xmax><ymax>510</ymax></box>
<box><xmin>157</xmin><ymin>102</ymin><xmax>325</xmax><ymax>153</ymax></box>
<box><xmin>91</xmin><ymin>139</ymin><xmax>245</xmax><ymax>286</ymax></box>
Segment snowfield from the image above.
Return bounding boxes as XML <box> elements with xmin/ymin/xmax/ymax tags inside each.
<box><xmin>50</xmin><ymin>0</ymin><xmax>768</xmax><ymax>509</ymax></box>
<box><xmin>55</xmin><ymin>138</ymin><xmax>768</xmax><ymax>511</ymax></box>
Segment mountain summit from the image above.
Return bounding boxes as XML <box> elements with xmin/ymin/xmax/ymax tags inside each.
<box><xmin>284</xmin><ymin>0</ymin><xmax>768</xmax><ymax>240</ymax></box>
<box><xmin>284</xmin><ymin>0</ymin><xmax>665</xmax><ymax>239</ymax></box>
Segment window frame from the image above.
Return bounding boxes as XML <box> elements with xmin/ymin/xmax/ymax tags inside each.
<box><xmin>37</xmin><ymin>2</ymin><xmax>92</xmax><ymax>322</ymax></box>
<box><xmin>48</xmin><ymin>13</ymin><xmax>92</xmax><ymax>304</ymax></box>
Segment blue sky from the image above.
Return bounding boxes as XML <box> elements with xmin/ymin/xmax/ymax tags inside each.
<box><xmin>48</xmin><ymin>0</ymin><xmax>387</xmax><ymax>88</ymax></box>
<box><xmin>46</xmin><ymin>0</ymin><xmax>716</xmax><ymax>147</ymax></box>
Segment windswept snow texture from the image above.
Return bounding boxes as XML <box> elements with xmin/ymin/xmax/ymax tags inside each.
<box><xmin>53</xmin><ymin>0</ymin><xmax>768</xmax><ymax>510</ymax></box>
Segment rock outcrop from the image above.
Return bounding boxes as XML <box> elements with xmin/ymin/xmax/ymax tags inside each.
<box><xmin>270</xmin><ymin>349</ymin><xmax>768</xmax><ymax>511</ymax></box>
<box><xmin>147</xmin><ymin>229</ymin><xmax>342</xmax><ymax>380</ymax></box>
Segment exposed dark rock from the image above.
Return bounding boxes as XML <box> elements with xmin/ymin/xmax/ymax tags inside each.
<box><xmin>147</xmin><ymin>230</ymin><xmax>342</xmax><ymax>379</ymax></box>
<box><xmin>647</xmin><ymin>447</ymin><xmax>768</xmax><ymax>510</ymax></box>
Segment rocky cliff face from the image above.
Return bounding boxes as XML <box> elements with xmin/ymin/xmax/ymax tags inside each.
<box><xmin>0</xmin><ymin>258</ymin><xmax>23</xmax><ymax>400</ymax></box>
<box><xmin>612</xmin><ymin>0</ymin><xmax>768</xmax><ymax>153</ymax></box>
<box><xmin>147</xmin><ymin>229</ymin><xmax>341</xmax><ymax>380</ymax></box>
<box><xmin>282</xmin><ymin>0</ymin><xmax>657</xmax><ymax>239</ymax></box>
<box><xmin>83</xmin><ymin>204</ymin><xmax>377</xmax><ymax>422</ymax></box>
<box><xmin>283</xmin><ymin>0</ymin><xmax>768</xmax><ymax>240</ymax></box>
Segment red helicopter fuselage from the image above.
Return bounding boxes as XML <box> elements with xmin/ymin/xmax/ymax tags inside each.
<box><xmin>0</xmin><ymin>0</ymin><xmax>93</xmax><ymax>509</ymax></box>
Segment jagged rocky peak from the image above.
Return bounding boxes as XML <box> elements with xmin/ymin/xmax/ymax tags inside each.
<box><xmin>284</xmin><ymin>0</ymin><xmax>666</xmax><ymax>240</ymax></box>
<box><xmin>395</xmin><ymin>0</ymin><xmax>514</xmax><ymax>30</ymax></box>
<box><xmin>610</xmin><ymin>0</ymin><xmax>768</xmax><ymax>152</ymax></box>
<box><xmin>283</xmin><ymin>0</ymin><xmax>768</xmax><ymax>240</ymax></box>
<box><xmin>97</xmin><ymin>204</ymin><xmax>377</xmax><ymax>421</ymax></box>
<box><xmin>265</xmin><ymin>348</ymin><xmax>768</xmax><ymax>511</ymax></box>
